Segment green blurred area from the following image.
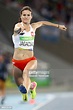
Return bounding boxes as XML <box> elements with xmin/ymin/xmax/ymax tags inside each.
<box><xmin>6</xmin><ymin>75</ymin><xmax>16</xmax><ymax>89</ymax></box>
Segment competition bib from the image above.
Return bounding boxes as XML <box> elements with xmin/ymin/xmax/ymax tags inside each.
<box><xmin>19</xmin><ymin>36</ymin><xmax>34</xmax><ymax>49</ymax></box>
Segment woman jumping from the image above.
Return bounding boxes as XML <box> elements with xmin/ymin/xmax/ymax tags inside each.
<box><xmin>12</xmin><ymin>6</ymin><xmax>67</xmax><ymax>101</ymax></box>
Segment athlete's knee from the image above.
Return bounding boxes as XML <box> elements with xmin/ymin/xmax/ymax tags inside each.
<box><xmin>18</xmin><ymin>85</ymin><xmax>27</xmax><ymax>94</ymax></box>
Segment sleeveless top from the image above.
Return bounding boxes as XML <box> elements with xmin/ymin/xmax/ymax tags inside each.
<box><xmin>12</xmin><ymin>24</ymin><xmax>35</xmax><ymax>50</ymax></box>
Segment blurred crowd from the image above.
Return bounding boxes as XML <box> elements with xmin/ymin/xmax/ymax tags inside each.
<box><xmin>1</xmin><ymin>0</ymin><xmax>72</xmax><ymax>25</ymax></box>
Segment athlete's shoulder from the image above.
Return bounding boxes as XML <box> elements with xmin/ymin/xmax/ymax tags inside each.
<box><xmin>31</xmin><ymin>22</ymin><xmax>38</xmax><ymax>31</ymax></box>
<box><xmin>31</xmin><ymin>21</ymin><xmax>43</xmax><ymax>25</ymax></box>
<box><xmin>31</xmin><ymin>21</ymin><xmax>43</xmax><ymax>30</ymax></box>
<box><xmin>31</xmin><ymin>23</ymin><xmax>35</xmax><ymax>27</ymax></box>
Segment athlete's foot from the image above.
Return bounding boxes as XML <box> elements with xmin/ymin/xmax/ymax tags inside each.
<box><xmin>22</xmin><ymin>93</ymin><xmax>28</xmax><ymax>101</ymax></box>
<box><xmin>19</xmin><ymin>84</ymin><xmax>28</xmax><ymax>101</ymax></box>
<box><xmin>30</xmin><ymin>82</ymin><xmax>37</xmax><ymax>99</ymax></box>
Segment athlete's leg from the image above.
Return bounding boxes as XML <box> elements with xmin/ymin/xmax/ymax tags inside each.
<box><xmin>13</xmin><ymin>66</ymin><xmax>28</xmax><ymax>101</ymax></box>
<box><xmin>22</xmin><ymin>60</ymin><xmax>37</xmax><ymax>101</ymax></box>
<box><xmin>22</xmin><ymin>60</ymin><xmax>37</xmax><ymax>93</ymax></box>
<box><xmin>13</xmin><ymin>66</ymin><xmax>23</xmax><ymax>86</ymax></box>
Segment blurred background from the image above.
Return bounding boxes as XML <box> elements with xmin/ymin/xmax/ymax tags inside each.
<box><xmin>0</xmin><ymin>0</ymin><xmax>73</xmax><ymax>108</ymax></box>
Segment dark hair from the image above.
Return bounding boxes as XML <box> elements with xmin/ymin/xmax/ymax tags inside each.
<box><xmin>20</xmin><ymin>6</ymin><xmax>32</xmax><ymax>15</ymax></box>
<box><xmin>19</xmin><ymin>6</ymin><xmax>32</xmax><ymax>22</ymax></box>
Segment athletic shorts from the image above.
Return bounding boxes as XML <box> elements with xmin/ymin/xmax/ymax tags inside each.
<box><xmin>12</xmin><ymin>56</ymin><xmax>36</xmax><ymax>71</ymax></box>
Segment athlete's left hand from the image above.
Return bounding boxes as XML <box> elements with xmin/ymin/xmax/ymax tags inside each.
<box><xmin>58</xmin><ymin>25</ymin><xmax>67</xmax><ymax>31</ymax></box>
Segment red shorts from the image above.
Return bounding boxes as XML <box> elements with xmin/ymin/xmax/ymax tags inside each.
<box><xmin>12</xmin><ymin>56</ymin><xmax>36</xmax><ymax>71</ymax></box>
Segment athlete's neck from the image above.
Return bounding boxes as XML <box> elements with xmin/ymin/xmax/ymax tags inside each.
<box><xmin>22</xmin><ymin>22</ymin><xmax>30</xmax><ymax>26</ymax></box>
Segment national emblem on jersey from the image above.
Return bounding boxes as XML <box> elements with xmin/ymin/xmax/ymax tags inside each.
<box><xmin>31</xmin><ymin>32</ymin><xmax>35</xmax><ymax>36</ymax></box>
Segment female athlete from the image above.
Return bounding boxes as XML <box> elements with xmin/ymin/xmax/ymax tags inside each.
<box><xmin>12</xmin><ymin>6</ymin><xmax>67</xmax><ymax>101</ymax></box>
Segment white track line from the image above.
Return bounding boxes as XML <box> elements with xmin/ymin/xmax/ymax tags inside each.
<box><xmin>33</xmin><ymin>94</ymin><xmax>56</xmax><ymax>110</ymax></box>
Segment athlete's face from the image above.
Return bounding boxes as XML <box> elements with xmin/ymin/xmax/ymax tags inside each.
<box><xmin>21</xmin><ymin>10</ymin><xmax>32</xmax><ymax>24</ymax></box>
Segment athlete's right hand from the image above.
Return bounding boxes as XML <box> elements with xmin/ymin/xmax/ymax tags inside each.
<box><xmin>14</xmin><ymin>23</ymin><xmax>25</xmax><ymax>35</ymax></box>
<box><xmin>14</xmin><ymin>27</ymin><xmax>21</xmax><ymax>34</ymax></box>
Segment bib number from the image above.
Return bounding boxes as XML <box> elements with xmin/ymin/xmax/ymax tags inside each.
<box><xmin>19</xmin><ymin>41</ymin><xmax>34</xmax><ymax>46</ymax></box>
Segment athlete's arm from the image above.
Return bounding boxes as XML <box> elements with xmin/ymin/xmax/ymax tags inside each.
<box><xmin>32</xmin><ymin>21</ymin><xmax>67</xmax><ymax>31</ymax></box>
